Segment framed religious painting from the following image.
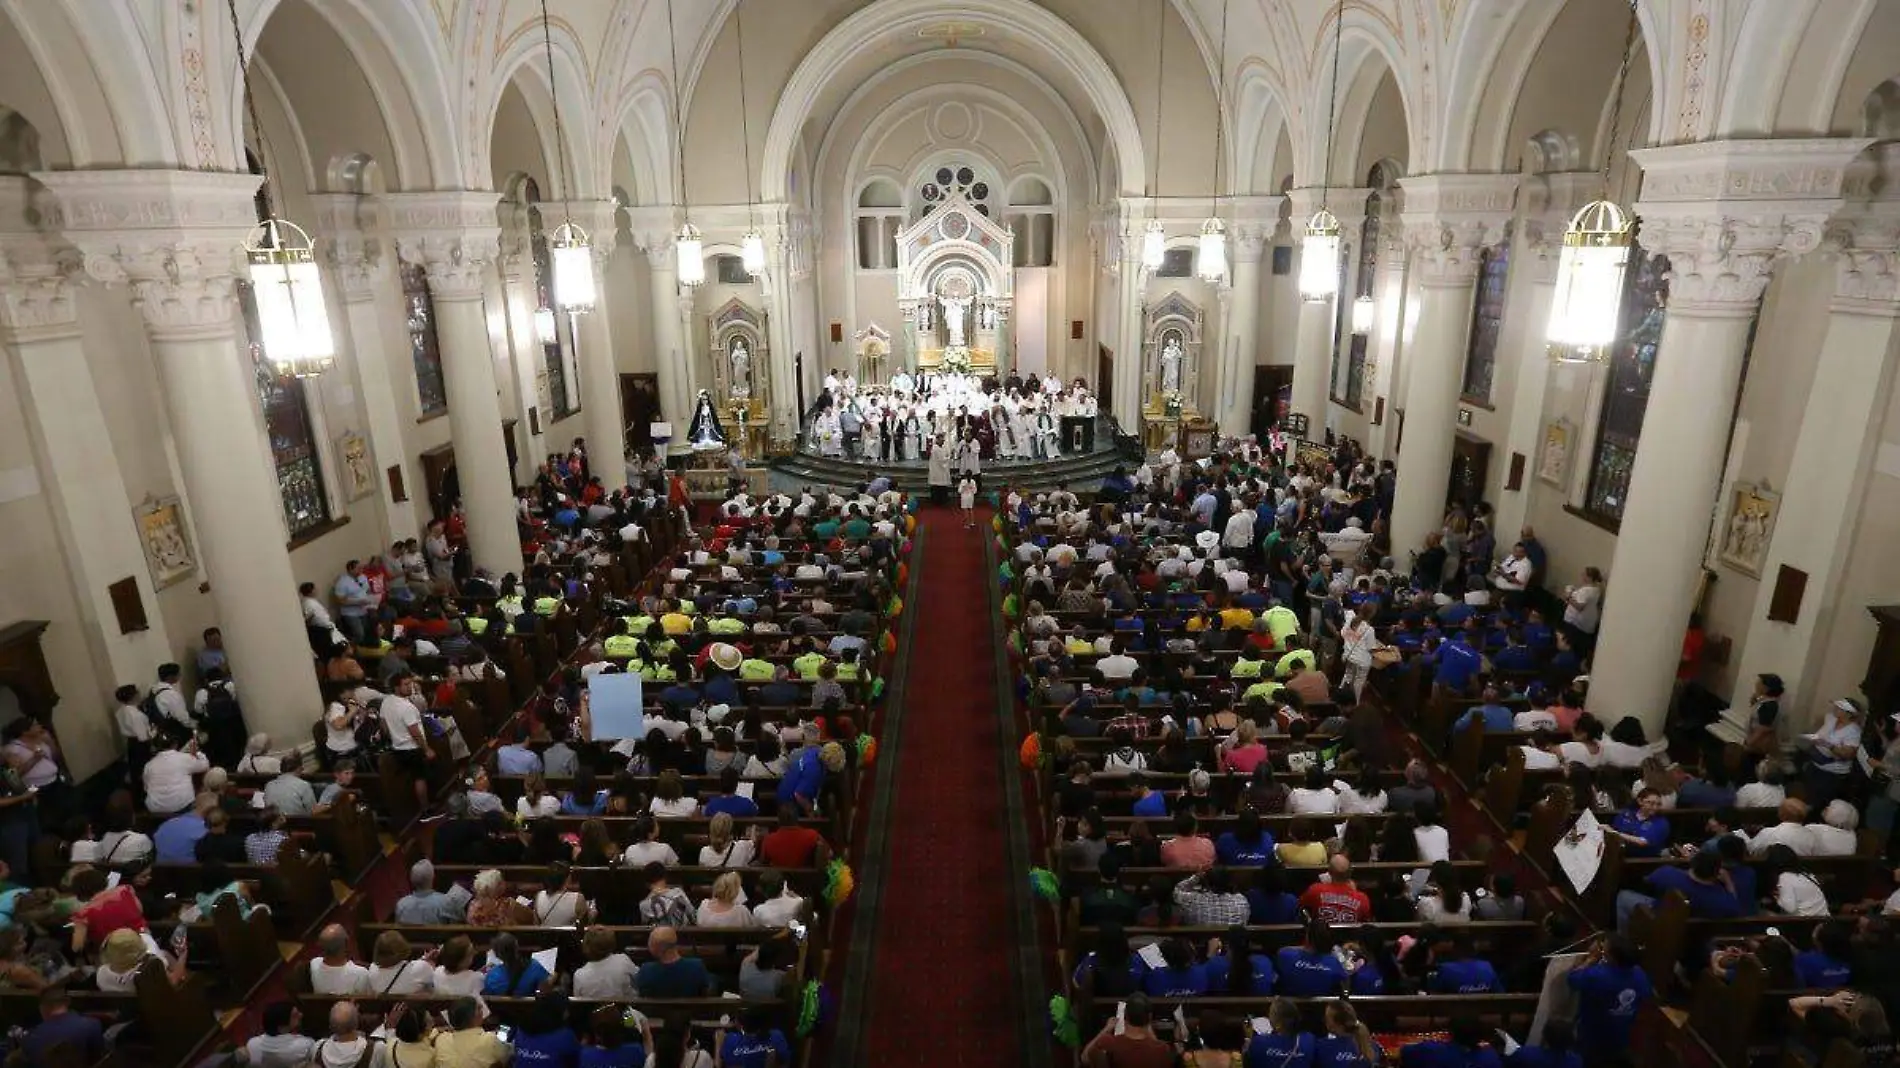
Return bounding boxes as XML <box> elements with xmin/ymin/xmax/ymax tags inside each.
<box><xmin>1719</xmin><ymin>480</ymin><xmax>1780</xmax><ymax>578</ymax></box>
<box><xmin>135</xmin><ymin>495</ymin><xmax>197</xmax><ymax>589</ymax></box>
<box><xmin>1179</xmin><ymin>419</ymin><xmax>1217</xmax><ymax>461</ymax></box>
<box><xmin>1537</xmin><ymin>418</ymin><xmax>1573</xmax><ymax>487</ymax></box>
<box><xmin>337</xmin><ymin>432</ymin><xmax>375</xmax><ymax>502</ymax></box>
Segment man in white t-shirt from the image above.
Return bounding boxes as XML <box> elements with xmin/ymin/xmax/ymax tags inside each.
<box><xmin>308</xmin><ymin>925</ymin><xmax>370</xmax><ymax>995</ymax></box>
<box><xmin>752</xmin><ymin>871</ymin><xmax>807</xmax><ymax>928</ymax></box>
<box><xmin>142</xmin><ymin>734</ymin><xmax>210</xmax><ymax>815</ymax></box>
<box><xmin>1095</xmin><ymin>640</ymin><xmax>1140</xmax><ymax>681</ymax></box>
<box><xmin>1492</xmin><ymin>543</ymin><xmax>1534</xmax><ymax>598</ymax></box>
<box><xmin>375</xmin><ymin>685</ymin><xmax>434</xmax><ymax>811</ymax></box>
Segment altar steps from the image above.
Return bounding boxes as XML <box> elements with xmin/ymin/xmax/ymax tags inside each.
<box><xmin>768</xmin><ymin>446</ymin><xmax>1126</xmax><ymax>494</ymax></box>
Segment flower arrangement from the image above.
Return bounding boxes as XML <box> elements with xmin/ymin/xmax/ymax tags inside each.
<box><xmin>1163</xmin><ymin>390</ymin><xmax>1185</xmax><ymax>418</ymax></box>
<box><xmin>941</xmin><ymin>346</ymin><xmax>973</xmax><ymax>375</ymax></box>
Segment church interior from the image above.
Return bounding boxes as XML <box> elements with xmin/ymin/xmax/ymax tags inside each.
<box><xmin>0</xmin><ymin>0</ymin><xmax>1899</xmax><ymax>1065</ymax></box>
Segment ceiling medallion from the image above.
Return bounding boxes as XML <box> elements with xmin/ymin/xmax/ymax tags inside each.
<box><xmin>918</xmin><ymin>21</ymin><xmax>984</xmax><ymax>46</ymax></box>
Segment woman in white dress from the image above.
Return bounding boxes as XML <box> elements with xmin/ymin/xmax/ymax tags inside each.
<box><xmin>902</xmin><ymin>411</ymin><xmax>924</xmax><ymax>460</ymax></box>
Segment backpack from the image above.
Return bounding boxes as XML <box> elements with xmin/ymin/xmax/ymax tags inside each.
<box><xmin>201</xmin><ymin>681</ymin><xmax>241</xmax><ymax>726</ymax></box>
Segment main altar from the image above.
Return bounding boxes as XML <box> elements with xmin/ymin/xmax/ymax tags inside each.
<box><xmin>894</xmin><ymin>186</ymin><xmax>1013</xmax><ymax>376</ymax></box>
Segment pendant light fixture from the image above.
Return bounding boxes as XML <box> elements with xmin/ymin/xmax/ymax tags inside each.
<box><xmin>1195</xmin><ymin>0</ymin><xmax>1231</xmax><ymax>282</ymax></box>
<box><xmin>1299</xmin><ymin>0</ymin><xmax>1346</xmax><ymax>302</ymax></box>
<box><xmin>735</xmin><ymin>6</ymin><xmax>766</xmax><ymax>278</ymax></box>
<box><xmin>664</xmin><ymin>0</ymin><xmax>704</xmax><ymax>286</ymax></box>
<box><xmin>534</xmin><ymin>307</ymin><xmax>558</xmax><ymax>345</ymax></box>
<box><xmin>228</xmin><ymin>0</ymin><xmax>336</xmax><ymax>379</ymax></box>
<box><xmin>538</xmin><ymin>0</ymin><xmax>594</xmax><ymax>314</ymax></box>
<box><xmin>1547</xmin><ymin>2</ymin><xmax>1639</xmax><ymax>365</ymax></box>
<box><xmin>1351</xmin><ymin>294</ymin><xmax>1375</xmax><ymax>335</ymax></box>
<box><xmin>1140</xmin><ymin>0</ymin><xmax>1168</xmax><ymax>271</ymax></box>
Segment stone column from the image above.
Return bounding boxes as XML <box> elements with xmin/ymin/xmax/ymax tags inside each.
<box><xmin>1110</xmin><ymin>199</ymin><xmax>1147</xmax><ymax>431</ymax></box>
<box><xmin>1388</xmin><ymin>174</ymin><xmax>1519</xmax><ymax>559</ymax></box>
<box><xmin>312</xmin><ymin>194</ymin><xmax>418</xmax><ymax>545</ymax></box>
<box><xmin>630</xmin><ymin>211</ymin><xmax>696</xmax><ymax>443</ymax></box>
<box><xmin>1588</xmin><ymin>139</ymin><xmax>1868</xmax><ymax>735</ymax></box>
<box><xmin>37</xmin><ymin>169</ymin><xmax>321</xmax><ymax>741</ymax></box>
<box><xmin>551</xmin><ymin>201</ymin><xmax>627</xmax><ymax>484</ymax></box>
<box><xmin>1284</xmin><ymin>188</ymin><xmax>1342</xmax><ymax>431</ymax></box>
<box><xmin>759</xmin><ymin>205</ymin><xmax>801</xmax><ymax>443</ymax></box>
<box><xmin>495</xmin><ymin>228</ymin><xmax>548</xmax><ymax>483</ymax></box>
<box><xmin>1491</xmin><ymin>173</ymin><xmax>1599</xmax><ymax>543</ymax></box>
<box><xmin>1731</xmin><ymin>195</ymin><xmax>1900</xmax><ymax>717</ymax></box>
<box><xmin>0</xmin><ymin>181</ymin><xmax>176</xmax><ymax>698</ymax></box>
<box><xmin>386</xmin><ymin>191</ymin><xmax>522</xmax><ymax>576</ymax></box>
<box><xmin>1218</xmin><ymin>228</ymin><xmax>1267</xmax><ymax>437</ymax></box>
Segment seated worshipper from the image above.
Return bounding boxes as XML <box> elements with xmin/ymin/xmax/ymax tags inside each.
<box><xmin>236</xmin><ymin>732</ymin><xmax>285</xmax><ymax>775</ymax></box>
<box><xmin>1287</xmin><ymin>768</ymin><xmax>1341</xmax><ymax>815</ymax></box>
<box><xmin>638</xmin><ymin>863</ymin><xmax>697</xmax><ymax>928</ymax></box>
<box><xmin>483</xmin><ymin>931</ymin><xmax>554</xmax><ymax>995</ymax></box>
<box><xmin>1748</xmin><ymin>798</ymin><xmax>1818</xmax><ymax>857</ymax></box>
<box><xmin>152</xmin><ymin>792</ymin><xmax>216</xmax><ymax>865</ymax></box>
<box><xmin>1415</xmin><ymin>860</ymin><xmax>1475</xmax><ymax>925</ymax></box>
<box><xmin>244</xmin><ymin>806</ymin><xmax>295</xmax><ymax>866</ymax></box>
<box><xmin>1299</xmin><ymin>855</ymin><xmax>1374</xmax><ymax>924</ymax></box>
<box><xmin>1428</xmin><ymin>930</ymin><xmax>1503</xmax><ymax>992</ymax></box>
<box><xmin>367</xmin><ymin>930</ymin><xmax>434</xmax><ymax>995</ymax></box>
<box><xmin>194</xmin><ymin>807</ymin><xmax>249</xmax><ymax>865</ymax></box>
<box><xmin>1276</xmin><ymin>819</ymin><xmax>1330</xmax><ymax>867</ymax></box>
<box><xmin>1454</xmin><ymin>686</ymin><xmax>1517</xmax><ymax>734</ymax></box>
<box><xmin>92</xmin><ymin>793</ymin><xmax>155</xmax><ymax>867</ymax></box>
<box><xmin>431</xmin><ymin>996</ymin><xmax>511</xmax><ymax>1066</ymax></box>
<box><xmin>531</xmin><ymin>863</ymin><xmax>591</xmax><ymax>927</ymax></box>
<box><xmin>697</xmin><ymin>871</ymin><xmax>758</xmax><ymax>928</ymax></box>
<box><xmin>395</xmin><ymin>859</ymin><xmax>470</xmax><ymax>924</ymax></box>
<box><xmin>573</xmin><ymin>926</ymin><xmax>640</xmax><ymax>1000</ymax></box>
<box><xmin>700</xmin><ymin>812</ymin><xmax>759</xmax><ymax>868</ymax></box>
<box><xmin>1764</xmin><ymin>845</ymin><xmax>1832</xmax><ymax>917</ymax></box>
<box><xmin>1809</xmin><ymin>799</ymin><xmax>1862</xmax><ymax>857</ymax></box>
<box><xmin>20</xmin><ymin>989</ymin><xmax>104</xmax><ymax>1068</ymax></box>
<box><xmin>307</xmin><ymin>923</ymin><xmax>370</xmax><ymax>994</ymax></box>
<box><xmin>515</xmin><ymin>773</ymin><xmax>562</xmax><ymax>820</ymax></box>
<box><xmin>260</xmin><ymin>749</ymin><xmax>317</xmax><ymax>815</ymax></box>
<box><xmin>1397</xmin><ymin>1015</ymin><xmax>1504</xmax><ymax>1068</ymax></box>
<box><xmin>1276</xmin><ymin>920</ymin><xmax>1350</xmax><ymax>996</ymax></box>
<box><xmin>648</xmin><ymin>769</ymin><xmax>700</xmax><ymax>818</ymax></box>
<box><xmin>95</xmin><ymin>926</ymin><xmax>186</xmax><ymax>993</ymax></box>
<box><xmin>622</xmin><ymin>814</ymin><xmax>682</xmax><ymax>868</ymax></box>
<box><xmin>1161</xmin><ymin>809</ymin><xmax>1217</xmax><ymax>869</ymax></box>
<box><xmin>1609</xmin><ymin>788</ymin><xmax>1672</xmax><ymax>857</ymax></box>
<box><xmin>244</xmin><ymin>1002</ymin><xmax>315</xmax><ymax>1068</ymax></box>
<box><xmin>312</xmin><ymin>759</ymin><xmax>362</xmax><ymax>815</ymax></box>
<box><xmin>637</xmin><ymin>925</ymin><xmax>716</xmax><ymax>997</ymax></box>
<box><xmin>142</xmin><ymin>733</ymin><xmax>210</xmax><ymax>815</ymax></box>
<box><xmin>465</xmin><ymin>869</ymin><xmax>518</xmax><ymax>927</ymax></box>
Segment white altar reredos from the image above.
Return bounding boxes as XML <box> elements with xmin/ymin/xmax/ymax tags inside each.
<box><xmin>708</xmin><ymin>297</ymin><xmax>771</xmax><ymax>428</ymax></box>
<box><xmin>895</xmin><ymin>186</ymin><xmax>1013</xmax><ymax>376</ymax></box>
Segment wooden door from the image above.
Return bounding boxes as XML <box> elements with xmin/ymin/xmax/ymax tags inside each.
<box><xmin>1253</xmin><ymin>366</ymin><xmax>1293</xmax><ymax>437</ymax></box>
<box><xmin>621</xmin><ymin>373</ymin><xmax>659</xmax><ymax>448</ymax></box>
<box><xmin>1447</xmin><ymin>431</ymin><xmax>1492</xmax><ymax>512</ymax></box>
<box><xmin>421</xmin><ymin>420</ymin><xmax>520</xmax><ymax>522</ymax></box>
<box><xmin>1097</xmin><ymin>345</ymin><xmax>1113</xmax><ymax>415</ymax></box>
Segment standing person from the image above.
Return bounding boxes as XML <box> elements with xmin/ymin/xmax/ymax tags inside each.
<box><xmin>959</xmin><ymin>476</ymin><xmax>978</xmax><ymax>528</ymax></box>
<box><xmin>1562</xmin><ymin>567</ymin><xmax>1605</xmax><ymax>659</ymax></box>
<box><xmin>927</xmin><ymin>435</ymin><xmax>953</xmax><ymax>507</ymax></box>
<box><xmin>954</xmin><ymin>428</ymin><xmax>983</xmax><ymax>493</ymax></box>
<box><xmin>113</xmin><ymin>684</ymin><xmax>154</xmax><ymax>796</ymax></box>
<box><xmin>1566</xmin><ymin>935</ymin><xmax>1653</xmax><ymax>1066</ymax></box>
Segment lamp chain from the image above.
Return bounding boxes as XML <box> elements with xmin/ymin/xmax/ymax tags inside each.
<box><xmin>1211</xmin><ymin>0</ymin><xmax>1229</xmax><ymax>218</ymax></box>
<box><xmin>1322</xmin><ymin>0</ymin><xmax>1343</xmax><ymax>208</ymax></box>
<box><xmin>737</xmin><ymin>6</ymin><xmax>756</xmax><ymax>234</ymax></box>
<box><xmin>666</xmin><ymin>0</ymin><xmax>689</xmax><ymax>209</ymax></box>
<box><xmin>1151</xmin><ymin>0</ymin><xmax>1165</xmax><ymax>215</ymax></box>
<box><xmin>1601</xmin><ymin>2</ymin><xmax>1640</xmax><ymax>200</ymax></box>
<box><xmin>540</xmin><ymin>0</ymin><xmax>576</xmax><ymax>224</ymax></box>
<box><xmin>226</xmin><ymin>0</ymin><xmax>274</xmax><ymax>220</ymax></box>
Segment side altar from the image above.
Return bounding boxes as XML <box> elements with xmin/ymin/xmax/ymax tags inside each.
<box><xmin>1139</xmin><ymin>291</ymin><xmax>1206</xmax><ymax>449</ymax></box>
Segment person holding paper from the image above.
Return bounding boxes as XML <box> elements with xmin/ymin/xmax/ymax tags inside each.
<box><xmin>1240</xmin><ymin>999</ymin><xmax>1314</xmax><ymax>1068</ymax></box>
<box><xmin>1608</xmin><ymin>789</ymin><xmax>1671</xmax><ymax>857</ymax></box>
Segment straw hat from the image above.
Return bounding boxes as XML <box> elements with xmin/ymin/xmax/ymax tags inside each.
<box><xmin>708</xmin><ymin>643</ymin><xmax>744</xmax><ymax>673</ymax></box>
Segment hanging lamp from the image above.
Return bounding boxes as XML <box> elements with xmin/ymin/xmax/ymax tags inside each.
<box><xmin>538</xmin><ymin>0</ymin><xmax>593</xmax><ymax>313</ymax></box>
<box><xmin>663</xmin><ymin>0</ymin><xmax>704</xmax><ymax>286</ymax></box>
<box><xmin>534</xmin><ymin>307</ymin><xmax>558</xmax><ymax>345</ymax></box>
<box><xmin>228</xmin><ymin>0</ymin><xmax>335</xmax><ymax>378</ymax></box>
<box><xmin>1351</xmin><ymin>294</ymin><xmax>1375</xmax><ymax>336</ymax></box>
<box><xmin>735</xmin><ymin>6</ymin><xmax>766</xmax><ymax>278</ymax></box>
<box><xmin>1547</xmin><ymin>2</ymin><xmax>1639</xmax><ymax>365</ymax></box>
<box><xmin>1141</xmin><ymin>0</ymin><xmax>1168</xmax><ymax>271</ymax></box>
<box><xmin>1195</xmin><ymin>0</ymin><xmax>1231</xmax><ymax>282</ymax></box>
<box><xmin>1299</xmin><ymin>0</ymin><xmax>1347</xmax><ymax>303</ymax></box>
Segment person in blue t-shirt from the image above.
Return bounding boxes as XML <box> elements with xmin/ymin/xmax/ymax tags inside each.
<box><xmin>483</xmin><ymin>933</ymin><xmax>553</xmax><ymax>995</ymax></box>
<box><xmin>1433</xmin><ymin>635</ymin><xmax>1483</xmax><ymax>692</ymax></box>
<box><xmin>1130</xmin><ymin>774</ymin><xmax>1171</xmax><ymax>819</ymax></box>
<box><xmin>1615</xmin><ymin>850</ymin><xmax>1743</xmax><ymax>931</ymax></box>
<box><xmin>1504</xmin><ymin>1021</ymin><xmax>1583</xmax><ymax>1068</ymax></box>
<box><xmin>1142</xmin><ymin>937</ymin><xmax>1211</xmax><ymax>997</ymax></box>
<box><xmin>1242</xmin><ymin>998</ymin><xmax>1315</xmax><ymax>1068</ymax></box>
<box><xmin>1248</xmin><ymin>865</ymin><xmax>1302</xmax><ymax>926</ymax></box>
<box><xmin>775</xmin><ymin>741</ymin><xmax>843</xmax><ymax>815</ymax></box>
<box><xmin>1401</xmin><ymin>1015</ymin><xmax>1504</xmax><ymax>1068</ymax></box>
<box><xmin>1609</xmin><ymin>789</ymin><xmax>1671</xmax><ymax>857</ymax></box>
<box><xmin>1795</xmin><ymin>921</ymin><xmax>1856</xmax><ymax>990</ymax></box>
<box><xmin>717</xmin><ymin>1011</ymin><xmax>792</xmax><ymax>1068</ymax></box>
<box><xmin>1276</xmin><ymin>920</ymin><xmax>1349</xmax><ymax>997</ymax></box>
<box><xmin>578</xmin><ymin>1006</ymin><xmax>647</xmax><ymax>1068</ymax></box>
<box><xmin>1565</xmin><ymin>935</ymin><xmax>1654</xmax><ymax>1063</ymax></box>
<box><xmin>511</xmin><ymin>993</ymin><xmax>582</xmax><ymax>1068</ymax></box>
<box><xmin>1454</xmin><ymin>686</ymin><xmax>1517</xmax><ymax>733</ymax></box>
<box><xmin>1314</xmin><ymin>999</ymin><xmax>1380</xmax><ymax>1067</ymax></box>
<box><xmin>1203</xmin><ymin>926</ymin><xmax>1277</xmax><ymax>995</ymax></box>
<box><xmin>1429</xmin><ymin>930</ymin><xmax>1503</xmax><ymax>994</ymax></box>
<box><xmin>1216</xmin><ymin>808</ymin><xmax>1277</xmax><ymax>867</ymax></box>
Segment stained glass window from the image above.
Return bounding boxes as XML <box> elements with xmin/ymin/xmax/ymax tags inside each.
<box><xmin>1460</xmin><ymin>239</ymin><xmax>1512</xmax><ymax>403</ymax></box>
<box><xmin>403</xmin><ymin>263</ymin><xmax>448</xmax><ymax>417</ymax></box>
<box><xmin>1331</xmin><ymin>187</ymin><xmax>1382</xmax><ymax>412</ymax></box>
<box><xmin>237</xmin><ymin>279</ymin><xmax>332</xmax><ymax>539</ymax></box>
<box><xmin>1582</xmin><ymin>249</ymin><xmax>1672</xmax><ymax>525</ymax></box>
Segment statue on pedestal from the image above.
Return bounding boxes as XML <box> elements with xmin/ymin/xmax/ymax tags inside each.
<box><xmin>688</xmin><ymin>389</ymin><xmax>728</xmax><ymax>451</ymax></box>
<box><xmin>728</xmin><ymin>338</ymin><xmax>753</xmax><ymax>398</ymax></box>
<box><xmin>1159</xmin><ymin>335</ymin><xmax>1185</xmax><ymax>394</ymax></box>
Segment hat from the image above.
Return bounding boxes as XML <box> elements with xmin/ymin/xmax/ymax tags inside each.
<box><xmin>102</xmin><ymin>928</ymin><xmax>146</xmax><ymax>975</ymax></box>
<box><xmin>1833</xmin><ymin>697</ymin><xmax>1864</xmax><ymax>717</ymax></box>
<box><xmin>708</xmin><ymin>643</ymin><xmax>744</xmax><ymax>673</ymax></box>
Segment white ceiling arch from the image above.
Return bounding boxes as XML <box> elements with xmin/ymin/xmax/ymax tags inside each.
<box><xmin>759</xmin><ymin>0</ymin><xmax>1146</xmax><ymax>204</ymax></box>
<box><xmin>0</xmin><ymin>0</ymin><xmax>171</xmax><ymax>166</ymax></box>
<box><xmin>480</xmin><ymin>21</ymin><xmax>602</xmax><ymax>199</ymax></box>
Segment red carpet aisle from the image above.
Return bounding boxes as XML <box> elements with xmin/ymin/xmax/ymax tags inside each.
<box><xmin>860</xmin><ymin>507</ymin><xmax>1023</xmax><ymax>1067</ymax></box>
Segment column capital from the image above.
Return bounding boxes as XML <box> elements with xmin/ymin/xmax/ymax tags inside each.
<box><xmin>0</xmin><ymin>180</ymin><xmax>81</xmax><ymax>338</ymax></box>
<box><xmin>1825</xmin><ymin>205</ymin><xmax>1900</xmax><ymax>312</ymax></box>
<box><xmin>308</xmin><ymin>193</ymin><xmax>390</xmax><ymax>304</ymax></box>
<box><xmin>1398</xmin><ymin>173</ymin><xmax>1519</xmax><ymax>287</ymax></box>
<box><xmin>548</xmin><ymin>200</ymin><xmax>621</xmax><ymax>264</ymax></box>
<box><xmin>1632</xmin><ymin>137</ymin><xmax>1873</xmax><ymax>315</ymax></box>
<box><xmin>1520</xmin><ymin>171</ymin><xmax>1603</xmax><ymax>283</ymax></box>
<box><xmin>1286</xmin><ymin>186</ymin><xmax>1371</xmax><ymax>222</ymax></box>
<box><xmin>385</xmin><ymin>191</ymin><xmax>502</xmax><ymax>302</ymax></box>
<box><xmin>34</xmin><ymin>169</ymin><xmax>262</xmax><ymax>340</ymax></box>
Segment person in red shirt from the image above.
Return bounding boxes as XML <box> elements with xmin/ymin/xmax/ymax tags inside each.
<box><xmin>69</xmin><ymin>868</ymin><xmax>147</xmax><ymax>953</ymax></box>
<box><xmin>1158</xmin><ymin>809</ymin><xmax>1216</xmax><ymax>870</ymax></box>
<box><xmin>1678</xmin><ymin>612</ymin><xmax>1707</xmax><ymax>683</ymax></box>
<box><xmin>758</xmin><ymin>806</ymin><xmax>828</xmax><ymax>868</ymax></box>
<box><xmin>1297</xmin><ymin>854</ymin><xmax>1372</xmax><ymax>924</ymax></box>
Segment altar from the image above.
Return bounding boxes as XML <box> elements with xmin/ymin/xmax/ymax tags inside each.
<box><xmin>894</xmin><ymin>186</ymin><xmax>1013</xmax><ymax>376</ymax></box>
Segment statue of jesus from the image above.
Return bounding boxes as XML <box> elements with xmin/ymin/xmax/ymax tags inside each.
<box><xmin>1159</xmin><ymin>335</ymin><xmax>1184</xmax><ymax>393</ymax></box>
<box><xmin>729</xmin><ymin>338</ymin><xmax>752</xmax><ymax>397</ymax></box>
<box><xmin>941</xmin><ymin>296</ymin><xmax>969</xmax><ymax>348</ymax></box>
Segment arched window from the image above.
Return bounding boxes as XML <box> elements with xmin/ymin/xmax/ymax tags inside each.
<box><xmin>239</xmin><ymin>148</ymin><xmax>332</xmax><ymax>540</ymax></box>
<box><xmin>1581</xmin><ymin>247</ymin><xmax>1671</xmax><ymax>524</ymax></box>
<box><xmin>1008</xmin><ymin>177</ymin><xmax>1055</xmax><ymax>268</ymax></box>
<box><xmin>1460</xmin><ymin>238</ymin><xmax>1512</xmax><ymax>403</ymax></box>
<box><xmin>855</xmin><ymin>179</ymin><xmax>902</xmax><ymax>271</ymax></box>
<box><xmin>1332</xmin><ymin>163</ymin><xmax>1397</xmax><ymax>412</ymax></box>
<box><xmin>403</xmin><ymin>264</ymin><xmax>448</xmax><ymax>416</ymax></box>
<box><xmin>524</xmin><ymin>179</ymin><xmax>579</xmax><ymax>419</ymax></box>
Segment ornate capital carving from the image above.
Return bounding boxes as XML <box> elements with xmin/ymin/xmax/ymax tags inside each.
<box><xmin>1397</xmin><ymin>174</ymin><xmax>1519</xmax><ymax>288</ymax></box>
<box><xmin>1631</xmin><ymin>138</ymin><xmax>1873</xmax><ymax>315</ymax></box>
<box><xmin>385</xmin><ymin>191</ymin><xmax>502</xmax><ymax>302</ymax></box>
<box><xmin>1825</xmin><ymin>208</ymin><xmax>1900</xmax><ymax>312</ymax></box>
<box><xmin>1233</xmin><ymin>227</ymin><xmax>1269</xmax><ymax>264</ymax></box>
<box><xmin>643</xmin><ymin>238</ymin><xmax>678</xmax><ymax>272</ymax></box>
<box><xmin>1520</xmin><ymin>172</ymin><xmax>1602</xmax><ymax>284</ymax></box>
<box><xmin>309</xmin><ymin>193</ymin><xmax>388</xmax><ymax>303</ymax></box>
<box><xmin>34</xmin><ymin>169</ymin><xmax>263</xmax><ymax>340</ymax></box>
<box><xmin>549</xmin><ymin>200</ymin><xmax>620</xmax><ymax>268</ymax></box>
<box><xmin>0</xmin><ymin>181</ymin><xmax>81</xmax><ymax>337</ymax></box>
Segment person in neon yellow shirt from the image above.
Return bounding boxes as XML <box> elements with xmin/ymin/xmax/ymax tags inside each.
<box><xmin>532</xmin><ymin>593</ymin><xmax>562</xmax><ymax>617</ymax></box>
<box><xmin>739</xmin><ymin>655</ymin><xmax>779</xmax><ymax>681</ymax></box>
<box><xmin>623</xmin><ymin>612</ymin><xmax>656</xmax><ymax>635</ymax></box>
<box><xmin>1262</xmin><ymin>603</ymin><xmax>1300</xmax><ymax>647</ymax></box>
<box><xmin>792</xmin><ymin>647</ymin><xmax>829</xmax><ymax>680</ymax></box>
<box><xmin>1242</xmin><ymin>678</ymin><xmax>1283</xmax><ymax>704</ymax></box>
<box><xmin>1275</xmin><ymin>644</ymin><xmax>1317</xmax><ymax>679</ymax></box>
<box><xmin>1230</xmin><ymin>653</ymin><xmax>1267</xmax><ymax>679</ymax></box>
<box><xmin>707</xmin><ymin>615</ymin><xmax>747</xmax><ymax>635</ymax></box>
<box><xmin>603</xmin><ymin>620</ymin><xmax>640</xmax><ymax>658</ymax></box>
